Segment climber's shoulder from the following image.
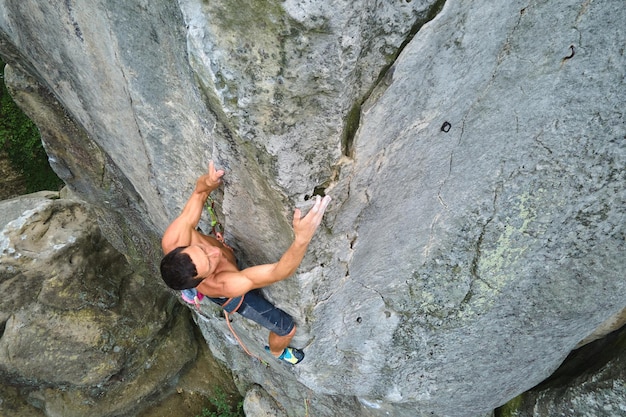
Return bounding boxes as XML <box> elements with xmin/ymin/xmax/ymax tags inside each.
<box><xmin>161</xmin><ymin>217</ymin><xmax>204</xmax><ymax>253</ymax></box>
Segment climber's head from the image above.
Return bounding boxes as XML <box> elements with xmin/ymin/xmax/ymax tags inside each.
<box><xmin>160</xmin><ymin>244</ymin><xmax>222</xmax><ymax>290</ymax></box>
<box><xmin>160</xmin><ymin>246</ymin><xmax>203</xmax><ymax>290</ymax></box>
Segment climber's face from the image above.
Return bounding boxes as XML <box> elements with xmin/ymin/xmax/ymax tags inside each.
<box><xmin>183</xmin><ymin>244</ymin><xmax>221</xmax><ymax>279</ymax></box>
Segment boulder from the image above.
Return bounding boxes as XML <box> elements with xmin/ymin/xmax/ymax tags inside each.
<box><xmin>503</xmin><ymin>326</ymin><xmax>626</xmax><ymax>417</ymax></box>
<box><xmin>243</xmin><ymin>385</ymin><xmax>287</xmax><ymax>417</ymax></box>
<box><xmin>0</xmin><ymin>192</ymin><xmax>196</xmax><ymax>417</ymax></box>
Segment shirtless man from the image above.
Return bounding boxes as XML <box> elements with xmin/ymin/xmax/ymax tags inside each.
<box><xmin>160</xmin><ymin>161</ymin><xmax>331</xmax><ymax>364</ymax></box>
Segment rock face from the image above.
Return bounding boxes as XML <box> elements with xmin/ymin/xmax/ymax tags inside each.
<box><xmin>0</xmin><ymin>191</ymin><xmax>196</xmax><ymax>417</ymax></box>
<box><xmin>0</xmin><ymin>0</ymin><xmax>624</xmax><ymax>416</ymax></box>
<box><xmin>506</xmin><ymin>326</ymin><xmax>626</xmax><ymax>417</ymax></box>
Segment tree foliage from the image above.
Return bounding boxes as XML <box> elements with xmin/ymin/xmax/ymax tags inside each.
<box><xmin>0</xmin><ymin>59</ymin><xmax>62</xmax><ymax>193</ymax></box>
<box><xmin>195</xmin><ymin>388</ymin><xmax>244</xmax><ymax>417</ymax></box>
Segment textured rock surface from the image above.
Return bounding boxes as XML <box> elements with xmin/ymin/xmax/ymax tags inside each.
<box><xmin>0</xmin><ymin>0</ymin><xmax>624</xmax><ymax>416</ymax></box>
<box><xmin>243</xmin><ymin>385</ymin><xmax>288</xmax><ymax>417</ymax></box>
<box><xmin>505</xmin><ymin>326</ymin><xmax>626</xmax><ymax>417</ymax></box>
<box><xmin>0</xmin><ymin>192</ymin><xmax>196</xmax><ymax>417</ymax></box>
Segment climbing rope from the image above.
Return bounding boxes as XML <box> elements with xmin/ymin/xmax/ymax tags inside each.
<box><xmin>224</xmin><ymin>309</ymin><xmax>268</xmax><ymax>366</ymax></box>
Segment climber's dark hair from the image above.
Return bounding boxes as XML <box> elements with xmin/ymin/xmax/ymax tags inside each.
<box><xmin>160</xmin><ymin>246</ymin><xmax>203</xmax><ymax>290</ymax></box>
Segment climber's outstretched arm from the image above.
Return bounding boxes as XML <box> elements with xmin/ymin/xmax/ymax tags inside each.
<box><xmin>207</xmin><ymin>195</ymin><xmax>332</xmax><ymax>297</ymax></box>
<box><xmin>161</xmin><ymin>161</ymin><xmax>224</xmax><ymax>253</ymax></box>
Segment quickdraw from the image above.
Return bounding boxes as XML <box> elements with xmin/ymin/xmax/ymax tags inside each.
<box><xmin>204</xmin><ymin>196</ymin><xmax>223</xmax><ymax>236</ymax></box>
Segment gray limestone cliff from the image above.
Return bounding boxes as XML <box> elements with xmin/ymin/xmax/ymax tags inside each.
<box><xmin>0</xmin><ymin>0</ymin><xmax>624</xmax><ymax>416</ymax></box>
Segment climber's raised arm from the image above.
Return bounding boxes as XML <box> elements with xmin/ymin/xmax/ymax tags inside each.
<box><xmin>161</xmin><ymin>161</ymin><xmax>224</xmax><ymax>253</ymax></box>
<box><xmin>201</xmin><ymin>195</ymin><xmax>332</xmax><ymax>297</ymax></box>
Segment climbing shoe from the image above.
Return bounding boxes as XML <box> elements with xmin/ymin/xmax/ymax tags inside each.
<box><xmin>265</xmin><ymin>346</ymin><xmax>305</xmax><ymax>365</ymax></box>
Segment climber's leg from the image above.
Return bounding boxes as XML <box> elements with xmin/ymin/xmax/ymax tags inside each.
<box><xmin>236</xmin><ymin>289</ymin><xmax>304</xmax><ymax>364</ymax></box>
<box><xmin>268</xmin><ymin>325</ymin><xmax>296</xmax><ymax>356</ymax></box>
<box><xmin>266</xmin><ymin>326</ymin><xmax>305</xmax><ymax>364</ymax></box>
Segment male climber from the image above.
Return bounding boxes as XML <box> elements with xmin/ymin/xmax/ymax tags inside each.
<box><xmin>160</xmin><ymin>161</ymin><xmax>331</xmax><ymax>364</ymax></box>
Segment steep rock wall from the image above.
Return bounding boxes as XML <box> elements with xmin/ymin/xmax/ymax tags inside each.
<box><xmin>0</xmin><ymin>0</ymin><xmax>624</xmax><ymax>416</ymax></box>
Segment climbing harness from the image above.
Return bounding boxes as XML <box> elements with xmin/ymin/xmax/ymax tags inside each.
<box><xmin>181</xmin><ymin>288</ymin><xmax>266</xmax><ymax>364</ymax></box>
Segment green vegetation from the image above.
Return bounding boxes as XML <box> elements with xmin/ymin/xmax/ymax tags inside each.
<box><xmin>494</xmin><ymin>394</ymin><xmax>523</xmax><ymax>417</ymax></box>
<box><xmin>0</xmin><ymin>59</ymin><xmax>63</xmax><ymax>193</ymax></box>
<box><xmin>195</xmin><ymin>388</ymin><xmax>243</xmax><ymax>417</ymax></box>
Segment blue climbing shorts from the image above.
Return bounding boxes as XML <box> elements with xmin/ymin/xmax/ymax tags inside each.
<box><xmin>210</xmin><ymin>289</ymin><xmax>295</xmax><ymax>337</ymax></box>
